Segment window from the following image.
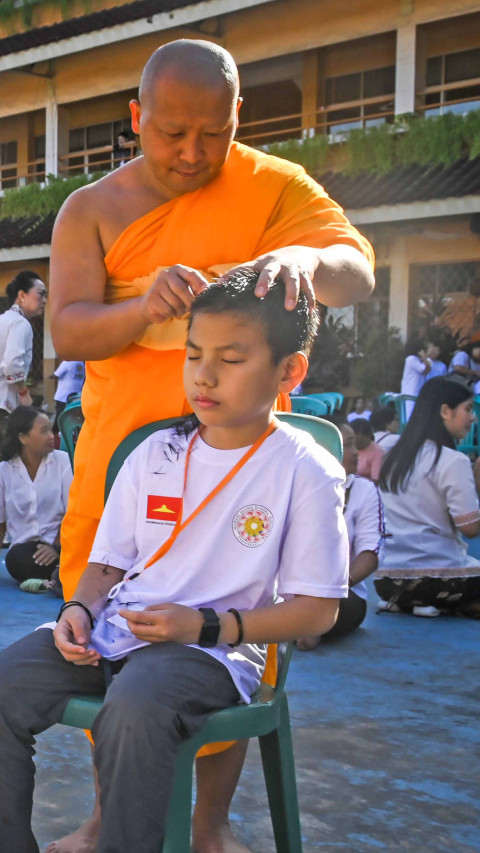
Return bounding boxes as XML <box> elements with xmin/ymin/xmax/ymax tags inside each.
<box><xmin>324</xmin><ymin>66</ymin><xmax>395</xmax><ymax>139</ymax></box>
<box><xmin>66</xmin><ymin>119</ymin><xmax>132</xmax><ymax>175</ymax></box>
<box><xmin>424</xmin><ymin>48</ymin><xmax>480</xmax><ymax>117</ymax></box>
<box><xmin>410</xmin><ymin>262</ymin><xmax>480</xmax><ymax>339</ymax></box>
<box><xmin>0</xmin><ymin>140</ymin><xmax>17</xmax><ymax>189</ymax></box>
<box><xmin>237</xmin><ymin>80</ymin><xmax>302</xmax><ymax>145</ymax></box>
<box><xmin>33</xmin><ymin>135</ymin><xmax>45</xmax><ymax>183</ymax></box>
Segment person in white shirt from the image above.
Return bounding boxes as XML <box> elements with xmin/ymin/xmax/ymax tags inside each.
<box><xmin>52</xmin><ymin>360</ymin><xmax>85</xmax><ymax>433</ymax></box>
<box><xmin>347</xmin><ymin>396</ymin><xmax>372</xmax><ymax>422</ymax></box>
<box><xmin>0</xmin><ymin>406</ymin><xmax>72</xmax><ymax>594</ymax></box>
<box><xmin>298</xmin><ymin>417</ymin><xmax>384</xmax><ymax>650</ymax></box>
<box><xmin>400</xmin><ymin>335</ymin><xmax>432</xmax><ymax>419</ymax></box>
<box><xmin>0</xmin><ymin>271</ymin><xmax>47</xmax><ymax>421</ymax></box>
<box><xmin>376</xmin><ymin>377</ymin><xmax>480</xmax><ymax>618</ymax></box>
<box><xmin>0</xmin><ymin>270</ymin><xmax>349</xmax><ymax>853</ymax></box>
<box><xmin>371</xmin><ymin>406</ymin><xmax>400</xmax><ymax>453</ymax></box>
<box><xmin>448</xmin><ymin>338</ymin><xmax>480</xmax><ymax>393</ymax></box>
<box><xmin>426</xmin><ymin>338</ymin><xmax>447</xmax><ymax>379</ymax></box>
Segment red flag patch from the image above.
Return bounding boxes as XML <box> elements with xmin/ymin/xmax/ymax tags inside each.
<box><xmin>147</xmin><ymin>495</ymin><xmax>182</xmax><ymax>522</ymax></box>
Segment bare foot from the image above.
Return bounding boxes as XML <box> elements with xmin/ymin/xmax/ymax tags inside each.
<box><xmin>192</xmin><ymin>820</ymin><xmax>253</xmax><ymax>853</ymax></box>
<box><xmin>296</xmin><ymin>635</ymin><xmax>321</xmax><ymax>651</ymax></box>
<box><xmin>44</xmin><ymin>814</ymin><xmax>100</xmax><ymax>853</ymax></box>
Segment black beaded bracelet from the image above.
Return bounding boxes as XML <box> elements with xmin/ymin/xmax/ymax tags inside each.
<box><xmin>227</xmin><ymin>607</ymin><xmax>244</xmax><ymax>648</ymax></box>
<box><xmin>57</xmin><ymin>601</ymin><xmax>95</xmax><ymax>631</ymax></box>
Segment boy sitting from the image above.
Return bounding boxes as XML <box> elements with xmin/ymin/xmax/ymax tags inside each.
<box><xmin>0</xmin><ymin>270</ymin><xmax>348</xmax><ymax>853</ymax></box>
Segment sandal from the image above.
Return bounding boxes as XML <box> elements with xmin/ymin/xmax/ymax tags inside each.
<box><xmin>19</xmin><ymin>578</ymin><xmax>51</xmax><ymax>594</ymax></box>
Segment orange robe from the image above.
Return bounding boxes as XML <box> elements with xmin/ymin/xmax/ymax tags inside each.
<box><xmin>60</xmin><ymin>141</ymin><xmax>373</xmax><ymax>751</ymax></box>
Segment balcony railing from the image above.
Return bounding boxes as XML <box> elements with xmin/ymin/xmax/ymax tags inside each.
<box><xmin>58</xmin><ymin>142</ymin><xmax>137</xmax><ymax>176</ymax></box>
<box><xmin>0</xmin><ymin>157</ymin><xmax>46</xmax><ymax>190</ymax></box>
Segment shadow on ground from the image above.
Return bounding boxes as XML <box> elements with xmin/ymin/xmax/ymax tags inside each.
<box><xmin>0</xmin><ymin>558</ymin><xmax>478</xmax><ymax>852</ymax></box>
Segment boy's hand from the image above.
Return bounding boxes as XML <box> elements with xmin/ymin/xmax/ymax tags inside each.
<box><xmin>33</xmin><ymin>542</ymin><xmax>59</xmax><ymax>566</ymax></box>
<box><xmin>118</xmin><ymin>603</ymin><xmax>204</xmax><ymax>645</ymax></box>
<box><xmin>53</xmin><ymin>606</ymin><xmax>101</xmax><ymax>667</ymax></box>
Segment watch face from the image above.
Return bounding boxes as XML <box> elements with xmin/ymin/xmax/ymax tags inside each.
<box><xmin>198</xmin><ymin>608</ymin><xmax>221</xmax><ymax>647</ymax></box>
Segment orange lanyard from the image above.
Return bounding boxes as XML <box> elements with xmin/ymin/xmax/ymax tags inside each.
<box><xmin>143</xmin><ymin>420</ymin><xmax>277</xmax><ymax>571</ymax></box>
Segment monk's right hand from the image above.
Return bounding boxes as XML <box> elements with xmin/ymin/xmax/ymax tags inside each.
<box><xmin>53</xmin><ymin>606</ymin><xmax>101</xmax><ymax>667</ymax></box>
<box><xmin>140</xmin><ymin>265</ymin><xmax>209</xmax><ymax>324</ymax></box>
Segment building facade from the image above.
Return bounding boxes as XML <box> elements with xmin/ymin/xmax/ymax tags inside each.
<box><xmin>0</xmin><ymin>0</ymin><xmax>479</xmax><ymax>400</ymax></box>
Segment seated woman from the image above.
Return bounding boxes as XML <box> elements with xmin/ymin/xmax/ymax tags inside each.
<box><xmin>351</xmin><ymin>417</ymin><xmax>384</xmax><ymax>483</ymax></box>
<box><xmin>298</xmin><ymin>417</ymin><xmax>384</xmax><ymax>649</ymax></box>
<box><xmin>375</xmin><ymin>377</ymin><xmax>480</xmax><ymax>618</ymax></box>
<box><xmin>0</xmin><ymin>407</ymin><xmax>72</xmax><ymax>595</ymax></box>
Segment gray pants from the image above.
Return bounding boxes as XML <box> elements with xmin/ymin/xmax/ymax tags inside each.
<box><xmin>0</xmin><ymin>628</ymin><xmax>240</xmax><ymax>853</ymax></box>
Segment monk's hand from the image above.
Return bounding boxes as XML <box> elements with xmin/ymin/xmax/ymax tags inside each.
<box><xmin>221</xmin><ymin>247</ymin><xmax>317</xmax><ymax>311</ymax></box>
<box><xmin>118</xmin><ymin>604</ymin><xmax>204</xmax><ymax>645</ymax></box>
<box><xmin>53</xmin><ymin>606</ymin><xmax>101</xmax><ymax>667</ymax></box>
<box><xmin>141</xmin><ymin>265</ymin><xmax>209</xmax><ymax>324</ymax></box>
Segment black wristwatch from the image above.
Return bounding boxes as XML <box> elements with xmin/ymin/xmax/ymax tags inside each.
<box><xmin>198</xmin><ymin>607</ymin><xmax>221</xmax><ymax>648</ymax></box>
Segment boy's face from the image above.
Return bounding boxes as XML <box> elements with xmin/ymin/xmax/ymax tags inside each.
<box><xmin>184</xmin><ymin>311</ymin><xmax>298</xmax><ymax>448</ymax></box>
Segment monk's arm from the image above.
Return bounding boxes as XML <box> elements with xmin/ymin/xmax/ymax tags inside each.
<box><xmin>245</xmin><ymin>244</ymin><xmax>374</xmax><ymax>311</ymax></box>
<box><xmin>50</xmin><ymin>188</ymin><xmax>207</xmax><ymax>360</ymax></box>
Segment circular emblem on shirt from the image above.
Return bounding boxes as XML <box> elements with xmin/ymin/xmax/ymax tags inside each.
<box><xmin>232</xmin><ymin>505</ymin><xmax>273</xmax><ymax>548</ymax></box>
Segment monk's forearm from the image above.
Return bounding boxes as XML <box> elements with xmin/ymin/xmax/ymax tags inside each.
<box><xmin>52</xmin><ymin>299</ymin><xmax>150</xmax><ymax>360</ymax></box>
<box><xmin>311</xmin><ymin>245</ymin><xmax>375</xmax><ymax>308</ymax></box>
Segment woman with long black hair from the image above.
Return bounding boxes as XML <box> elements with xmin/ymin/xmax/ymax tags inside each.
<box><xmin>0</xmin><ymin>406</ymin><xmax>72</xmax><ymax>594</ymax></box>
<box><xmin>375</xmin><ymin>377</ymin><xmax>480</xmax><ymax>618</ymax></box>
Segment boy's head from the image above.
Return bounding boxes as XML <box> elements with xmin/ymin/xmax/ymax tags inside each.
<box><xmin>323</xmin><ymin>414</ymin><xmax>358</xmax><ymax>475</ymax></box>
<box><xmin>184</xmin><ymin>269</ymin><xmax>319</xmax><ymax>444</ymax></box>
<box><xmin>350</xmin><ymin>417</ymin><xmax>373</xmax><ymax>450</ymax></box>
<box><xmin>370</xmin><ymin>405</ymin><xmax>399</xmax><ymax>434</ymax></box>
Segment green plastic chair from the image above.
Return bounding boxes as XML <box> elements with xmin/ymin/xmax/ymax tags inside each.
<box><xmin>307</xmin><ymin>392</ymin><xmax>344</xmax><ymax>413</ymax></box>
<box><xmin>57</xmin><ymin>397</ymin><xmax>84</xmax><ymax>469</ymax></box>
<box><xmin>61</xmin><ymin>413</ymin><xmax>343</xmax><ymax>853</ymax></box>
<box><xmin>290</xmin><ymin>395</ymin><xmax>328</xmax><ymax>417</ymax></box>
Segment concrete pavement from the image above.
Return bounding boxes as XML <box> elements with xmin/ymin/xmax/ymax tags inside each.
<box><xmin>0</xmin><ymin>557</ymin><xmax>478</xmax><ymax>853</ymax></box>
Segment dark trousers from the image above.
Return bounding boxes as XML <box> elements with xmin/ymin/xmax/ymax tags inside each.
<box><xmin>0</xmin><ymin>629</ymin><xmax>240</xmax><ymax>853</ymax></box>
<box><xmin>323</xmin><ymin>589</ymin><xmax>367</xmax><ymax>640</ymax></box>
<box><xmin>5</xmin><ymin>540</ymin><xmax>59</xmax><ymax>583</ymax></box>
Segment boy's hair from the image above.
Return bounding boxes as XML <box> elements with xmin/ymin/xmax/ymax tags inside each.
<box><xmin>350</xmin><ymin>417</ymin><xmax>373</xmax><ymax>438</ymax></box>
<box><xmin>188</xmin><ymin>268</ymin><xmax>319</xmax><ymax>364</ymax></box>
<box><xmin>370</xmin><ymin>406</ymin><xmax>397</xmax><ymax>432</ymax></box>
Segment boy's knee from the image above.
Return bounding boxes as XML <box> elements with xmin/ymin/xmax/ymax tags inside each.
<box><xmin>93</xmin><ymin>690</ymin><xmax>182</xmax><ymax>745</ymax></box>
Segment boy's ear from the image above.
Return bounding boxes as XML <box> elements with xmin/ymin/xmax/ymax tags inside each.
<box><xmin>278</xmin><ymin>352</ymin><xmax>308</xmax><ymax>394</ymax></box>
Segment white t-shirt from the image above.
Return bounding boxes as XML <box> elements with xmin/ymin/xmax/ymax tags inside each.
<box><xmin>400</xmin><ymin>355</ymin><xmax>429</xmax><ymax>397</ymax></box>
<box><xmin>88</xmin><ymin>423</ymin><xmax>349</xmax><ymax>702</ymax></box>
<box><xmin>0</xmin><ymin>307</ymin><xmax>33</xmax><ymax>413</ymax></box>
<box><xmin>374</xmin><ymin>431</ymin><xmax>400</xmax><ymax>453</ymax></box>
<box><xmin>344</xmin><ymin>474</ymin><xmax>384</xmax><ymax>600</ymax></box>
<box><xmin>0</xmin><ymin>449</ymin><xmax>72</xmax><ymax>546</ymax></box>
<box><xmin>448</xmin><ymin>351</ymin><xmax>480</xmax><ymax>375</ymax></box>
<box><xmin>347</xmin><ymin>410</ymin><xmax>372</xmax><ymax>423</ymax></box>
<box><xmin>54</xmin><ymin>361</ymin><xmax>85</xmax><ymax>402</ymax></box>
<box><xmin>379</xmin><ymin>441</ymin><xmax>480</xmax><ymax>575</ymax></box>
<box><xmin>429</xmin><ymin>359</ymin><xmax>447</xmax><ymax>378</ymax></box>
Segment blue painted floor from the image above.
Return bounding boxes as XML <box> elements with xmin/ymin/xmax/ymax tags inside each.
<box><xmin>0</xmin><ymin>557</ymin><xmax>479</xmax><ymax>852</ymax></box>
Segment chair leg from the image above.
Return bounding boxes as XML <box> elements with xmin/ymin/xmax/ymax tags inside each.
<box><xmin>259</xmin><ymin>694</ymin><xmax>303</xmax><ymax>853</ymax></box>
<box><xmin>162</xmin><ymin>739</ymin><xmax>198</xmax><ymax>853</ymax></box>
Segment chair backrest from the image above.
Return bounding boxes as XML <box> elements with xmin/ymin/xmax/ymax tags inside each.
<box><xmin>57</xmin><ymin>399</ymin><xmax>85</xmax><ymax>469</ymax></box>
<box><xmin>290</xmin><ymin>395</ymin><xmax>329</xmax><ymax>417</ymax></box>
<box><xmin>275</xmin><ymin>411</ymin><xmax>343</xmax><ymax>462</ymax></box>
<box><xmin>307</xmin><ymin>392</ymin><xmax>344</xmax><ymax>413</ymax></box>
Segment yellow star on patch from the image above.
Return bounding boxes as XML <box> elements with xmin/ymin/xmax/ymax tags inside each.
<box><xmin>153</xmin><ymin>504</ymin><xmax>175</xmax><ymax>514</ymax></box>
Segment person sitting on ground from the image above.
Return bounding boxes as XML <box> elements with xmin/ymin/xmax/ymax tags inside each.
<box><xmin>351</xmin><ymin>417</ymin><xmax>384</xmax><ymax>483</ymax></box>
<box><xmin>298</xmin><ymin>415</ymin><xmax>384</xmax><ymax>650</ymax></box>
<box><xmin>0</xmin><ymin>272</ymin><xmax>349</xmax><ymax>853</ymax></box>
<box><xmin>0</xmin><ymin>270</ymin><xmax>47</xmax><ymax>425</ymax></box>
<box><xmin>0</xmin><ymin>406</ymin><xmax>72</xmax><ymax>595</ymax></box>
<box><xmin>371</xmin><ymin>406</ymin><xmax>400</xmax><ymax>453</ymax></box>
<box><xmin>375</xmin><ymin>377</ymin><xmax>480</xmax><ymax>618</ymax></box>
<box><xmin>400</xmin><ymin>334</ymin><xmax>432</xmax><ymax>419</ymax></box>
<box><xmin>347</xmin><ymin>395</ymin><xmax>372</xmax><ymax>422</ymax></box>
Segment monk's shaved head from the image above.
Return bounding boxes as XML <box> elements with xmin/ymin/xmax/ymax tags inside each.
<box><xmin>139</xmin><ymin>40</ymin><xmax>240</xmax><ymax>104</ymax></box>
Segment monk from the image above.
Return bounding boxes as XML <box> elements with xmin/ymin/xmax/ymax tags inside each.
<box><xmin>48</xmin><ymin>39</ymin><xmax>374</xmax><ymax>853</ymax></box>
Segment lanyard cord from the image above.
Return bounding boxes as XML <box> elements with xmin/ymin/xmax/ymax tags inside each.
<box><xmin>143</xmin><ymin>420</ymin><xmax>277</xmax><ymax>571</ymax></box>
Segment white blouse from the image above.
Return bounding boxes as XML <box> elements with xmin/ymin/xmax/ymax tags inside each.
<box><xmin>378</xmin><ymin>442</ymin><xmax>480</xmax><ymax>578</ymax></box>
<box><xmin>0</xmin><ymin>306</ymin><xmax>33</xmax><ymax>413</ymax></box>
<box><xmin>0</xmin><ymin>450</ymin><xmax>73</xmax><ymax>546</ymax></box>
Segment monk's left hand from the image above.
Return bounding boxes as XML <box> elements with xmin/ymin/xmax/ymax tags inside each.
<box><xmin>221</xmin><ymin>247</ymin><xmax>317</xmax><ymax>311</ymax></box>
<box><xmin>118</xmin><ymin>603</ymin><xmax>204</xmax><ymax>645</ymax></box>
